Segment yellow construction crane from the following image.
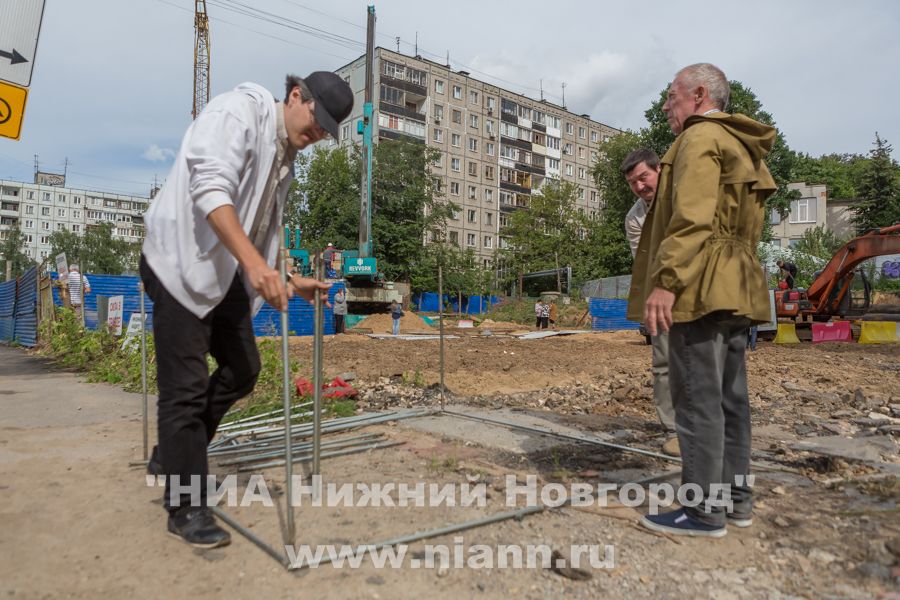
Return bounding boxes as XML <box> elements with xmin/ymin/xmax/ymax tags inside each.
<box><xmin>192</xmin><ymin>0</ymin><xmax>210</xmax><ymax>119</ymax></box>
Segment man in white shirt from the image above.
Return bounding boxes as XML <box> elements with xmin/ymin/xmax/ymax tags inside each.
<box><xmin>66</xmin><ymin>264</ymin><xmax>90</xmax><ymax>318</ymax></box>
<box><xmin>140</xmin><ymin>72</ymin><xmax>352</xmax><ymax>548</ymax></box>
<box><xmin>622</xmin><ymin>149</ymin><xmax>678</xmax><ymax>456</ymax></box>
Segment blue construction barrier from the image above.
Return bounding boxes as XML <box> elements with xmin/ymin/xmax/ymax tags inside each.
<box><xmin>588</xmin><ymin>298</ymin><xmax>639</xmax><ymax>331</ymax></box>
<box><xmin>412</xmin><ymin>292</ymin><xmax>500</xmax><ymax>314</ymax></box>
<box><xmin>50</xmin><ymin>274</ymin><xmax>345</xmax><ymax>337</ymax></box>
<box><xmin>0</xmin><ymin>266</ymin><xmax>39</xmax><ymax>346</ymax></box>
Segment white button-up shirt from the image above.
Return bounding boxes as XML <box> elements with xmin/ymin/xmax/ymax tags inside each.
<box><xmin>142</xmin><ymin>83</ymin><xmax>294</xmax><ymax>318</ymax></box>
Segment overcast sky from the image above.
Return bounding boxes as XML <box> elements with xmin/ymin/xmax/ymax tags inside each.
<box><xmin>0</xmin><ymin>0</ymin><xmax>897</xmax><ymax>197</ymax></box>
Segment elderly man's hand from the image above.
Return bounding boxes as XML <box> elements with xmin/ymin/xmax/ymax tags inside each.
<box><xmin>644</xmin><ymin>287</ymin><xmax>676</xmax><ymax>336</ymax></box>
<box><xmin>288</xmin><ymin>275</ymin><xmax>332</xmax><ymax>307</ymax></box>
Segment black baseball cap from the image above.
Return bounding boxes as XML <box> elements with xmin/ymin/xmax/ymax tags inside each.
<box><xmin>304</xmin><ymin>71</ymin><xmax>354</xmax><ymax>139</ymax></box>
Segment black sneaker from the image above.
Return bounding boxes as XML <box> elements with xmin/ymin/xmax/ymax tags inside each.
<box><xmin>167</xmin><ymin>507</ymin><xmax>231</xmax><ymax>549</ymax></box>
<box><xmin>641</xmin><ymin>508</ymin><xmax>726</xmax><ymax>538</ymax></box>
<box><xmin>147</xmin><ymin>445</ymin><xmax>163</xmax><ymax>476</ymax></box>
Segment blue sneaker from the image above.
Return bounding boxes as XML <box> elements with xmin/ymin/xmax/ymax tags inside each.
<box><xmin>641</xmin><ymin>508</ymin><xmax>727</xmax><ymax>538</ymax></box>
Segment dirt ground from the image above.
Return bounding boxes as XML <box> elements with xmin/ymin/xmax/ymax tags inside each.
<box><xmin>2</xmin><ymin>329</ymin><xmax>899</xmax><ymax>599</ymax></box>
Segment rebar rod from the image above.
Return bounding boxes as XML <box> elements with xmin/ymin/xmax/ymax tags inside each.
<box><xmin>312</xmin><ymin>251</ymin><xmax>324</xmax><ymax>477</ymax></box>
<box><xmin>279</xmin><ymin>237</ymin><xmax>295</xmax><ymax>544</ymax></box>
<box><xmin>139</xmin><ymin>281</ymin><xmax>148</xmax><ymax>462</ymax></box>
<box><xmin>239</xmin><ymin>440</ymin><xmax>404</xmax><ymax>472</ymax></box>
<box><xmin>216</xmin><ymin>433</ymin><xmax>385</xmax><ymax>466</ymax></box>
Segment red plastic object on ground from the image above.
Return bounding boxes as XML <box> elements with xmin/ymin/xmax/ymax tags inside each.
<box><xmin>294</xmin><ymin>376</ymin><xmax>358</xmax><ymax>399</ymax></box>
<box><xmin>811</xmin><ymin>321</ymin><xmax>853</xmax><ymax>344</ymax></box>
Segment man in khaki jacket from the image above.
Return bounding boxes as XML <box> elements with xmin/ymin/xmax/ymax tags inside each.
<box><xmin>629</xmin><ymin>63</ymin><xmax>775</xmax><ymax>538</ymax></box>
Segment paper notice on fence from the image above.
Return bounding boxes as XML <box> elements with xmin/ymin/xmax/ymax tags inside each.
<box><xmin>55</xmin><ymin>253</ymin><xmax>68</xmax><ymax>283</ymax></box>
<box><xmin>107</xmin><ymin>295</ymin><xmax>124</xmax><ymax>335</ymax></box>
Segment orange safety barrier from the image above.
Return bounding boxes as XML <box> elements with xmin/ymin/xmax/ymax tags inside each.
<box><xmin>811</xmin><ymin>321</ymin><xmax>853</xmax><ymax>344</ymax></box>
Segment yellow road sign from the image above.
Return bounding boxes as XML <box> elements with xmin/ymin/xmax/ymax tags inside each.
<box><xmin>0</xmin><ymin>81</ymin><xmax>28</xmax><ymax>140</ymax></box>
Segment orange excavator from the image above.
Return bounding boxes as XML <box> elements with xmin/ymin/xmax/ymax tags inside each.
<box><xmin>775</xmin><ymin>223</ymin><xmax>900</xmax><ymax>321</ymax></box>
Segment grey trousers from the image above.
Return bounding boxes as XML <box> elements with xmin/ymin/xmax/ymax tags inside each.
<box><xmin>650</xmin><ymin>332</ymin><xmax>676</xmax><ymax>432</ymax></box>
<box><xmin>669</xmin><ymin>311</ymin><xmax>752</xmax><ymax>526</ymax></box>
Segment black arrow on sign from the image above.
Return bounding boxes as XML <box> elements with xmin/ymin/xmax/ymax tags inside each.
<box><xmin>0</xmin><ymin>49</ymin><xmax>28</xmax><ymax>65</ymax></box>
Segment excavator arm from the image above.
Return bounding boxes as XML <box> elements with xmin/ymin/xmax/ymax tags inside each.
<box><xmin>806</xmin><ymin>223</ymin><xmax>900</xmax><ymax>314</ymax></box>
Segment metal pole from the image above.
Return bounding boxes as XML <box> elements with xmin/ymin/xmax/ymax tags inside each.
<box><xmin>210</xmin><ymin>506</ymin><xmax>289</xmax><ymax>567</ymax></box>
<box><xmin>438</xmin><ymin>264</ymin><xmax>445</xmax><ymax>411</ymax></box>
<box><xmin>312</xmin><ymin>250</ymin><xmax>324</xmax><ymax>476</ymax></box>
<box><xmin>80</xmin><ymin>264</ymin><xmax>85</xmax><ymax>328</ymax></box>
<box><xmin>139</xmin><ymin>281</ymin><xmax>148</xmax><ymax>462</ymax></box>
<box><xmin>279</xmin><ymin>237</ymin><xmax>295</xmax><ymax>544</ymax></box>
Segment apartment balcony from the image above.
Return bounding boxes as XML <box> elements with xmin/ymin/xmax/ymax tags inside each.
<box><xmin>500</xmin><ymin>136</ymin><xmax>532</xmax><ymax>151</ymax></box>
<box><xmin>379</xmin><ymin>129</ymin><xmax>425</xmax><ymax>144</ymax></box>
<box><xmin>516</xmin><ymin>162</ymin><xmax>546</xmax><ymax>176</ymax></box>
<box><xmin>500</xmin><ymin>181</ymin><xmax>531</xmax><ymax>195</ymax></box>
<box><xmin>1</xmin><ymin>201</ymin><xmax>19</xmax><ymax>215</ymax></box>
<box><xmin>500</xmin><ymin>112</ymin><xmax>517</xmax><ymax>125</ymax></box>
<box><xmin>532</xmin><ymin>122</ymin><xmax>546</xmax><ymax>133</ymax></box>
<box><xmin>379</xmin><ymin>74</ymin><xmax>427</xmax><ymax>98</ymax></box>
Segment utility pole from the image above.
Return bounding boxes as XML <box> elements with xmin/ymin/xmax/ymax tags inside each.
<box><xmin>193</xmin><ymin>0</ymin><xmax>211</xmax><ymax>119</ymax></box>
<box><xmin>358</xmin><ymin>5</ymin><xmax>375</xmax><ymax>258</ymax></box>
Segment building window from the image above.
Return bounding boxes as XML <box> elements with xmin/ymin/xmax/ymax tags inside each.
<box><xmin>24</xmin><ymin>219</ymin><xmax>33</xmax><ymax>228</ymax></box>
<box><xmin>468</xmin><ymin>161</ymin><xmax>478</xmax><ymax>176</ymax></box>
<box><xmin>57</xmin><ymin>223</ymin><xmax>65</xmax><ymax>230</ymax></box>
<box><xmin>27</xmin><ymin>191</ymin><xmax>34</xmax><ymax>200</ymax></box>
<box><xmin>449</xmin><ymin>230</ymin><xmax>459</xmax><ymax>244</ymax></box>
<box><xmin>770</xmin><ymin>209</ymin><xmax>781</xmax><ymax>225</ymax></box>
<box><xmin>469</xmin><ymin>90</ymin><xmax>478</xmax><ymax>104</ymax></box>
<box><xmin>578</xmin><ymin>147</ymin><xmax>585</xmax><ymax>159</ymax></box>
<box><xmin>565</xmin><ymin>122</ymin><xmax>574</xmax><ymax>135</ymax></box>
<box><xmin>72</xmin><ymin>224</ymin><xmax>80</xmax><ymax>233</ymax></box>
<box><xmin>547</xmin><ymin>137</ymin><xmax>560</xmax><ymax>150</ymax></box>
<box><xmin>451</xmin><ymin>158</ymin><xmax>461</xmax><ymax>172</ymax></box>
<box><xmin>789</xmin><ymin>198</ymin><xmax>817</xmax><ymax>223</ymax></box>
<box><xmin>565</xmin><ymin>164</ymin><xmax>573</xmax><ymax>176</ymax></box>
<box><xmin>452</xmin><ymin>109</ymin><xmax>462</xmax><ymax>124</ymax></box>
<box><xmin>590</xmin><ymin>190</ymin><xmax>597</xmax><ymax>203</ymax></box>
<box><xmin>57</xmin><ymin>208</ymin><xmax>66</xmax><ymax>217</ymax></box>
<box><xmin>591</xmin><ymin>131</ymin><xmax>598</xmax><ymax>143</ymax></box>
<box><xmin>578</xmin><ymin>167</ymin><xmax>586</xmax><ymax>179</ymax></box>
<box><xmin>41</xmin><ymin>207</ymin><xmax>50</xmax><ymax>216</ymax></box>
<box><xmin>518</xmin><ymin>106</ymin><xmax>531</xmax><ymax>120</ymax></box>
<box><xmin>563</xmin><ymin>143</ymin><xmax>573</xmax><ymax>155</ymax></box>
<box><xmin>499</xmin><ymin>214</ymin><xmax>509</xmax><ymax>228</ymax></box>
<box><xmin>469</xmin><ymin>114</ymin><xmax>478</xmax><ymax>129</ymax></box>
<box><xmin>467</xmin><ymin>233</ymin><xmax>476</xmax><ymax>246</ymax></box>
<box><xmin>434</xmin><ymin>104</ymin><xmax>444</xmax><ymax>121</ymax></box>
<box><xmin>467</xmin><ymin>209</ymin><xmax>477</xmax><ymax>223</ymax></box>
<box><xmin>435</xmin><ymin>79</ymin><xmax>444</xmax><ymax>94</ymax></box>
<box><xmin>484</xmin><ymin>165</ymin><xmax>494</xmax><ymax>179</ymax></box>
<box><xmin>433</xmin><ymin>128</ymin><xmax>444</xmax><ymax>143</ymax></box>
<box><xmin>73</xmin><ymin>196</ymin><xmax>81</xmax><ymax>205</ymax></box>
<box><xmin>450</xmin><ymin>182</ymin><xmax>460</xmax><ymax>195</ymax></box>
<box><xmin>451</xmin><ymin>133</ymin><xmax>460</xmax><ymax>147</ymax></box>
<box><xmin>468</xmin><ymin>138</ymin><xmax>478</xmax><ymax>152</ymax></box>
<box><xmin>483</xmin><ymin>235</ymin><xmax>492</xmax><ymax>248</ymax></box>
<box><xmin>578</xmin><ymin>126</ymin><xmax>586</xmax><ymax>139</ymax></box>
<box><xmin>484</xmin><ymin>120</ymin><xmax>494</xmax><ymax>136</ymax></box>
<box><xmin>25</xmin><ymin>205</ymin><xmax>34</xmax><ymax>215</ymax></box>
<box><xmin>452</xmin><ymin>85</ymin><xmax>462</xmax><ymax>100</ymax></box>
<box><xmin>500</xmin><ymin>192</ymin><xmax>513</xmax><ymax>206</ymax></box>
<box><xmin>341</xmin><ymin>123</ymin><xmax>351</xmax><ymax>141</ymax></box>
<box><xmin>579</xmin><ymin>188</ymin><xmax>586</xmax><ymax>199</ymax></box>
<box><xmin>484</xmin><ymin>189</ymin><xmax>493</xmax><ymax>202</ymax></box>
<box><xmin>433</xmin><ymin>154</ymin><xmax>444</xmax><ymax>168</ymax></box>
<box><xmin>468</xmin><ymin>185</ymin><xmax>477</xmax><ymax>199</ymax></box>
<box><xmin>43</xmin><ymin>192</ymin><xmax>51</xmax><ymax>201</ymax></box>
<box><xmin>485</xmin><ymin>142</ymin><xmax>495</xmax><ymax>156</ymax></box>
<box><xmin>485</xmin><ymin>212</ymin><xmax>493</xmax><ymax>226</ymax></box>
<box><xmin>548</xmin><ymin>158</ymin><xmax>560</xmax><ymax>170</ymax></box>
<box><xmin>532</xmin><ymin>109</ymin><xmax>545</xmax><ymax>124</ymax></box>
<box><xmin>486</xmin><ymin>96</ymin><xmax>496</xmax><ymax>112</ymax></box>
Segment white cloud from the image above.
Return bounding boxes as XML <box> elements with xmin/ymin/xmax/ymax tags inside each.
<box><xmin>142</xmin><ymin>144</ymin><xmax>176</xmax><ymax>163</ymax></box>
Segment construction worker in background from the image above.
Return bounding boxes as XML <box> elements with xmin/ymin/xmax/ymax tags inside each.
<box><xmin>548</xmin><ymin>299</ymin><xmax>558</xmax><ymax>330</ymax></box>
<box><xmin>140</xmin><ymin>72</ymin><xmax>352</xmax><ymax>549</ymax></box>
<box><xmin>621</xmin><ymin>148</ymin><xmax>678</xmax><ymax>457</ymax></box>
<box><xmin>776</xmin><ymin>259</ymin><xmax>798</xmax><ymax>289</ymax></box>
<box><xmin>332</xmin><ymin>287</ymin><xmax>347</xmax><ymax>334</ymax></box>
<box><xmin>390</xmin><ymin>298</ymin><xmax>404</xmax><ymax>335</ymax></box>
<box><xmin>629</xmin><ymin>63</ymin><xmax>775</xmax><ymax>538</ymax></box>
<box><xmin>534</xmin><ymin>298</ymin><xmax>543</xmax><ymax>328</ymax></box>
<box><xmin>67</xmin><ymin>264</ymin><xmax>91</xmax><ymax>319</ymax></box>
<box><xmin>323</xmin><ymin>242</ymin><xmax>337</xmax><ymax>278</ymax></box>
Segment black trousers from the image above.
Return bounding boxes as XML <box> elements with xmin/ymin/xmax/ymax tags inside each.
<box><xmin>140</xmin><ymin>256</ymin><xmax>261</xmax><ymax>514</ymax></box>
<box><xmin>334</xmin><ymin>314</ymin><xmax>345</xmax><ymax>334</ymax></box>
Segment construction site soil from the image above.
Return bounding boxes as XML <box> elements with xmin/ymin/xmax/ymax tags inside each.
<box><xmin>3</xmin><ymin>328</ymin><xmax>898</xmax><ymax>599</ymax></box>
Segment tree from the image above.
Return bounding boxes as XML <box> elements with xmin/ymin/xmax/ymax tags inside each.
<box><xmin>289</xmin><ymin>138</ymin><xmax>458</xmax><ymax>283</ymax></box>
<box><xmin>57</xmin><ymin>222</ymin><xmax>140</xmax><ymax>275</ymax></box>
<box><xmin>499</xmin><ymin>179</ymin><xmax>587</xmax><ymax>292</ymax></box>
<box><xmin>641</xmin><ymin>80</ymin><xmax>798</xmax><ymax>229</ymax></box>
<box><xmin>790</xmin><ymin>152</ymin><xmax>869</xmax><ymax>199</ymax></box>
<box><xmin>48</xmin><ymin>228</ymin><xmax>84</xmax><ymax>270</ymax></box>
<box><xmin>588</xmin><ymin>130</ymin><xmax>644</xmax><ymax>277</ymax></box>
<box><xmin>793</xmin><ymin>225</ymin><xmax>848</xmax><ymax>261</ymax></box>
<box><xmin>285</xmin><ymin>145</ymin><xmax>360</xmax><ymax>250</ymax></box>
<box><xmin>852</xmin><ymin>133</ymin><xmax>900</xmax><ymax>231</ymax></box>
<box><xmin>0</xmin><ymin>223</ymin><xmax>32</xmax><ymax>281</ymax></box>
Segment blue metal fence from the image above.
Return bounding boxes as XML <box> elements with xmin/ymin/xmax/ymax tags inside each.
<box><xmin>413</xmin><ymin>292</ymin><xmax>500</xmax><ymax>314</ymax></box>
<box><xmin>589</xmin><ymin>298</ymin><xmax>639</xmax><ymax>331</ymax></box>
<box><xmin>0</xmin><ymin>266</ymin><xmax>39</xmax><ymax>347</ymax></box>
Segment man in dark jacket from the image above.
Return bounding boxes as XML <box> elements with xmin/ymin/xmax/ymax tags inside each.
<box><xmin>776</xmin><ymin>260</ymin><xmax>798</xmax><ymax>289</ymax></box>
